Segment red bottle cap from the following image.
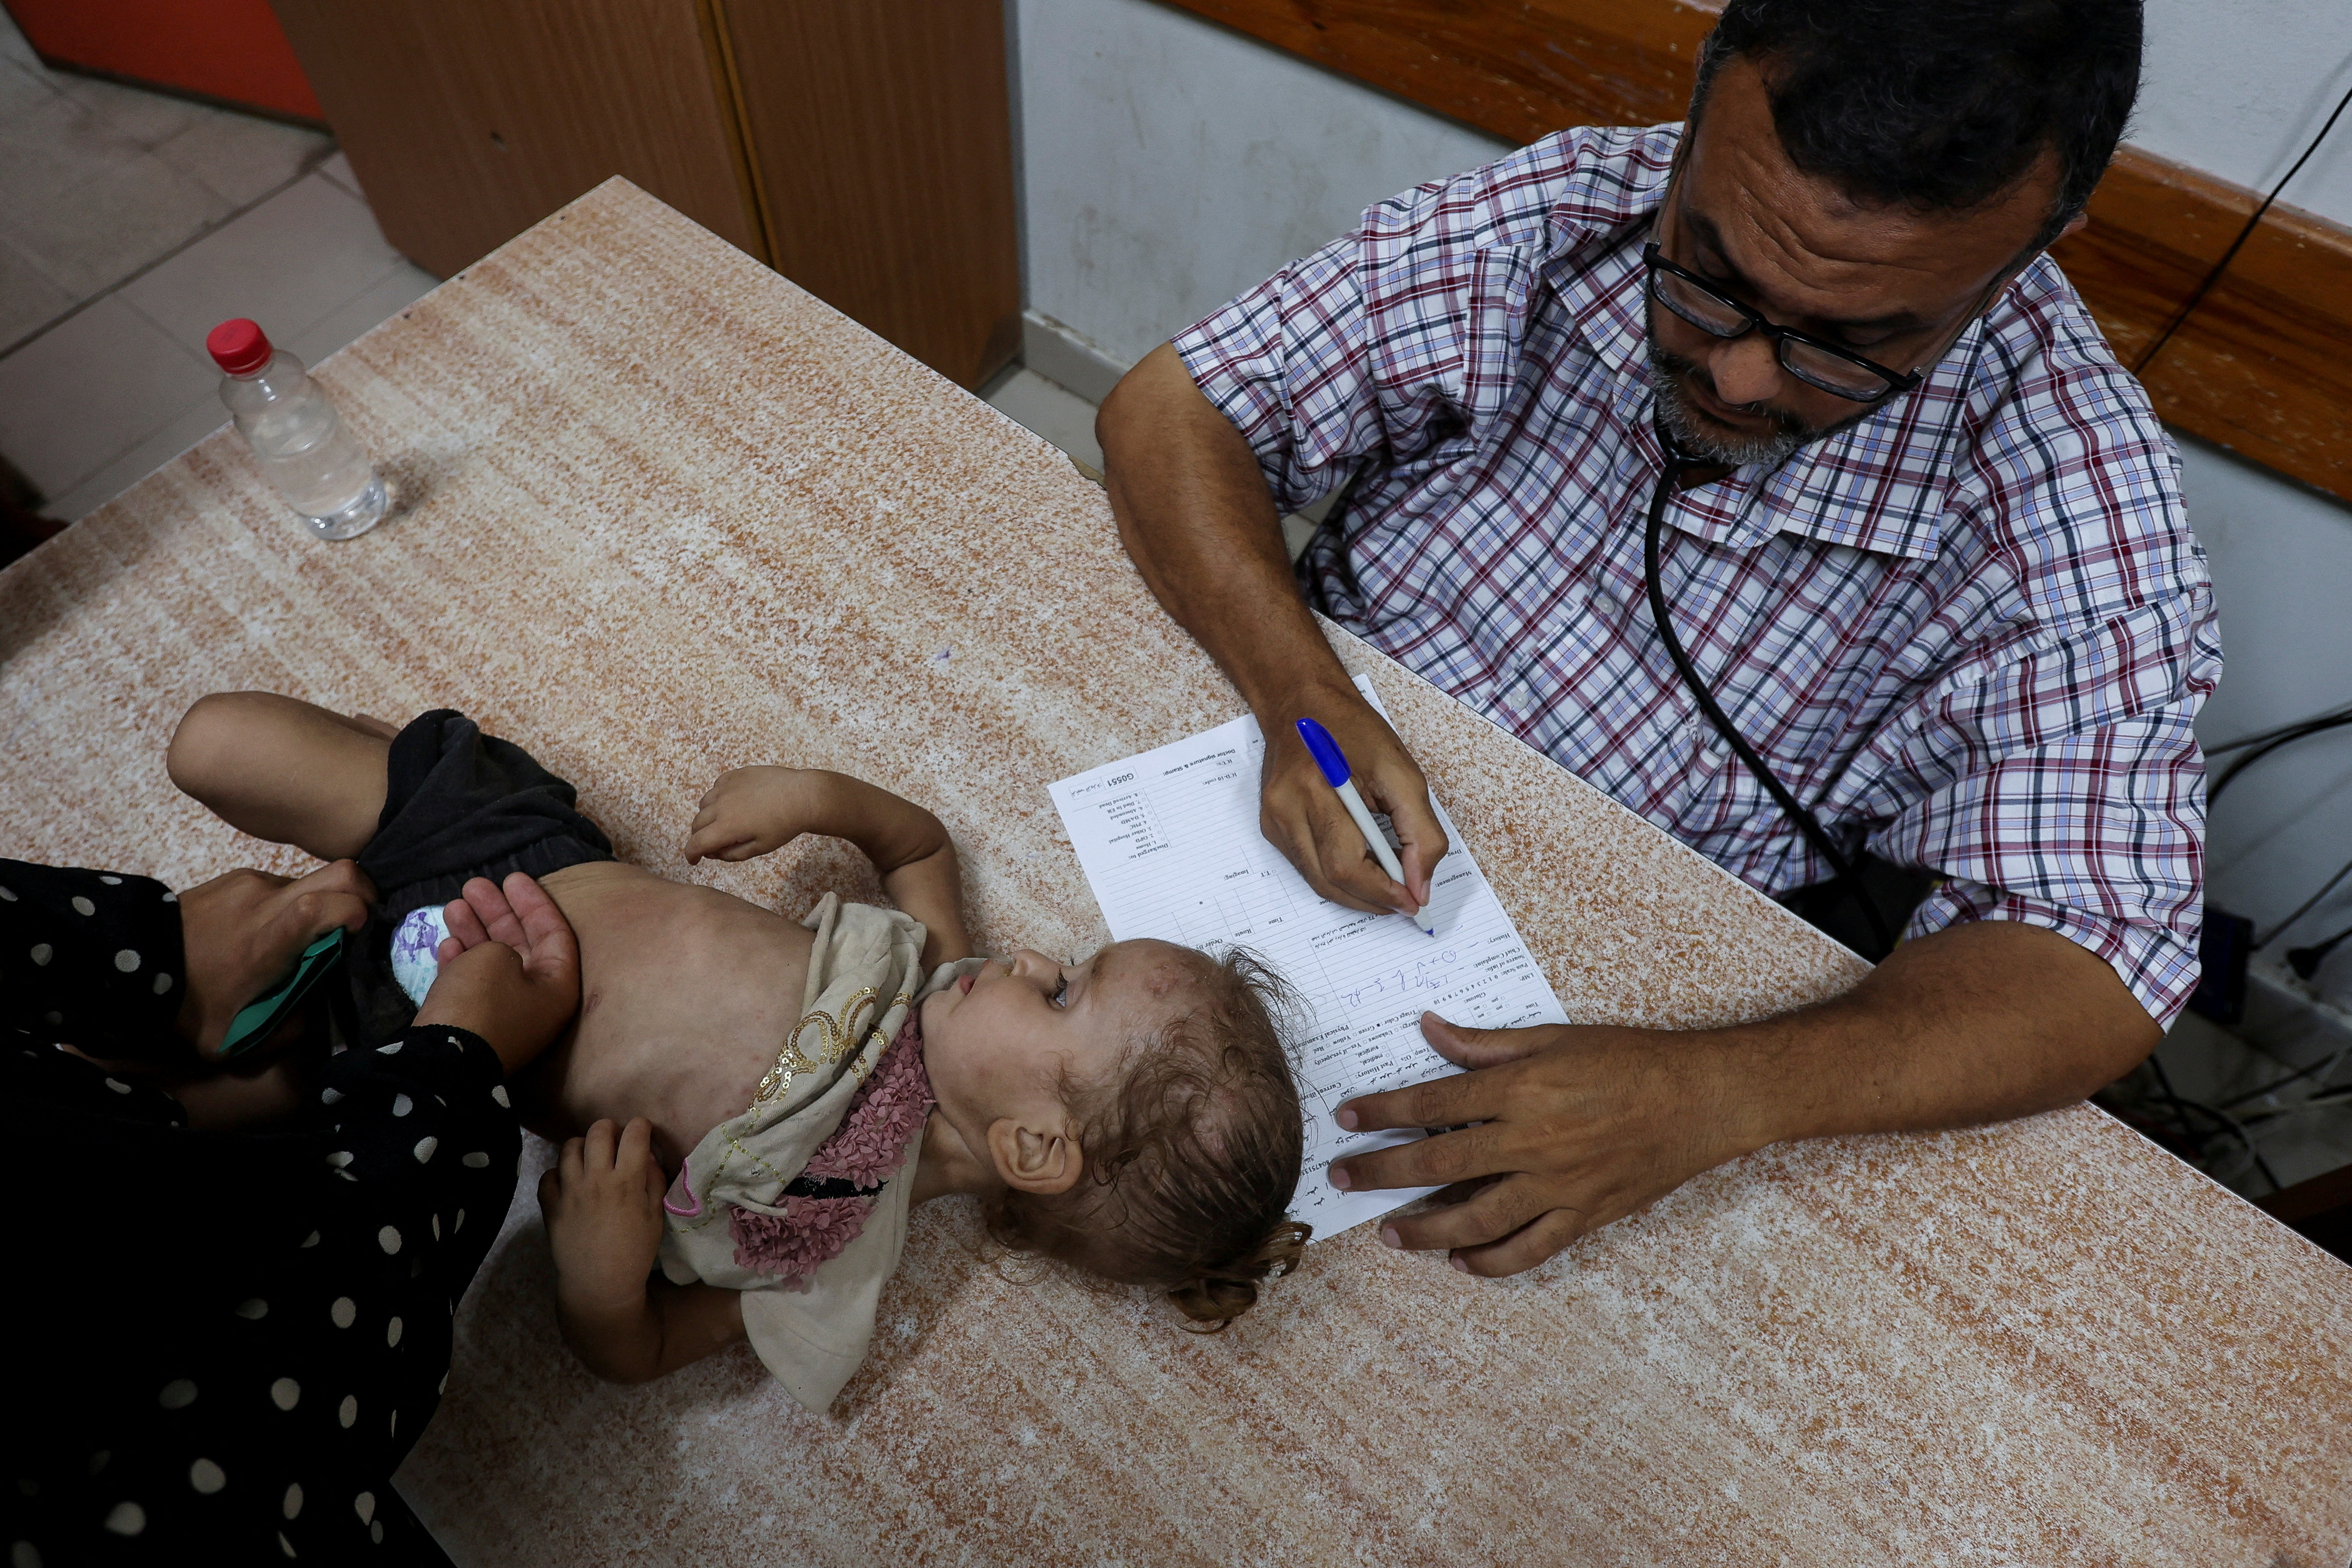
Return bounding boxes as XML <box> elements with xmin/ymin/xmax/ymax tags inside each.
<box><xmin>206</xmin><ymin>318</ymin><xmax>273</xmax><ymax>376</ymax></box>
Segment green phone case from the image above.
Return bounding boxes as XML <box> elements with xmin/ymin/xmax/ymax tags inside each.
<box><xmin>217</xmin><ymin>926</ymin><xmax>348</xmax><ymax>1059</ymax></box>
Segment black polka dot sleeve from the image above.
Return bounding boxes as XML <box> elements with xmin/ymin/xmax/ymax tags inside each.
<box><xmin>3</xmin><ymin>1022</ymin><xmax>522</xmax><ymax>1564</ymax></box>
<box><xmin>0</xmin><ymin>858</ymin><xmax>186</xmax><ymax>1064</ymax></box>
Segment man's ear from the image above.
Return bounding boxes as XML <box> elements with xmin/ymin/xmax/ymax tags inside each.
<box><xmin>985</xmin><ymin>1116</ymin><xmax>1084</xmax><ymax>1197</ymax></box>
<box><xmin>2056</xmin><ymin>210</ymin><xmax>2090</xmax><ymax>244</ymax></box>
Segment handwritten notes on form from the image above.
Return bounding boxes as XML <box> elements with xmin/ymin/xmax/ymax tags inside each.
<box><xmin>1049</xmin><ymin>678</ymin><xmax>1566</xmax><ymax>1239</ymax></box>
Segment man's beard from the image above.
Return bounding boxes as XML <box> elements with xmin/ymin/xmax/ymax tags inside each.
<box><xmin>1645</xmin><ymin>341</ymin><xmax>1813</xmax><ymax>468</ymax></box>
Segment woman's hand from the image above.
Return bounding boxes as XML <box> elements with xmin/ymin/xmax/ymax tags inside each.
<box><xmin>683</xmin><ymin>765</ymin><xmax>836</xmax><ymax>864</ymax></box>
<box><xmin>166</xmin><ymin>1052</ymin><xmax>316</xmax><ymax>1132</ymax></box>
<box><xmin>175</xmin><ymin>860</ymin><xmax>375</xmax><ymax>1060</ymax></box>
<box><xmin>415</xmin><ymin>873</ymin><xmax>581</xmax><ymax>1074</ymax></box>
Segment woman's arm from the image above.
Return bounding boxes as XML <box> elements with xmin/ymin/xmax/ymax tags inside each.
<box><xmin>683</xmin><ymin>767</ymin><xmax>973</xmax><ymax>965</ymax></box>
<box><xmin>2</xmin><ymin>857</ymin><xmax>371</xmax><ymax>1065</ymax></box>
<box><xmin>539</xmin><ymin>1116</ymin><xmax>750</xmax><ymax>1382</ymax></box>
<box><xmin>3</xmin><ymin>859</ymin><xmax>190</xmax><ymax>1059</ymax></box>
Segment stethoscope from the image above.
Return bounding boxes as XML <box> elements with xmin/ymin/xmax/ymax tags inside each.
<box><xmin>1303</xmin><ymin>389</ymin><xmax>1898</xmax><ymax>956</ymax></box>
<box><xmin>1642</xmin><ymin>425</ymin><xmax>1894</xmax><ymax>955</ymax></box>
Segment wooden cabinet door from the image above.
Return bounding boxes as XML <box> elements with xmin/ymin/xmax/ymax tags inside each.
<box><xmin>268</xmin><ymin>0</ymin><xmax>761</xmax><ymax>278</ymax></box>
<box><xmin>715</xmin><ymin>0</ymin><xmax>1020</xmax><ymax>389</ymax></box>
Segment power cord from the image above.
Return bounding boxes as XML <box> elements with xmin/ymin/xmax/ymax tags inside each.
<box><xmin>2198</xmin><ymin>700</ymin><xmax>2352</xmax><ymax>952</ymax></box>
<box><xmin>2258</xmin><ymin>854</ymin><xmax>2352</xmax><ymax>951</ymax></box>
<box><xmin>2205</xmin><ymin>703</ymin><xmax>2352</xmax><ymax>762</ymax></box>
<box><xmin>2141</xmin><ymin>1054</ymin><xmax>2283</xmax><ymax>1193</ymax></box>
<box><xmin>2218</xmin><ymin>1039</ymin><xmax>2352</xmax><ymax>1114</ymax></box>
<box><xmin>2132</xmin><ymin>75</ymin><xmax>2352</xmax><ymax>375</ymax></box>
<box><xmin>2125</xmin><ymin>75</ymin><xmax>2352</xmax><ymax>1180</ymax></box>
<box><xmin>2207</xmin><ymin>706</ymin><xmax>2352</xmax><ymax>805</ymax></box>
<box><xmin>2287</xmin><ymin>922</ymin><xmax>2352</xmax><ymax>981</ymax></box>
<box><xmin>1642</xmin><ymin>431</ymin><xmax>1896</xmax><ymax>958</ymax></box>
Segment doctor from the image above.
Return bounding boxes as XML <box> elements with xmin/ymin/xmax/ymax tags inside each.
<box><xmin>1098</xmin><ymin>0</ymin><xmax>2211</xmax><ymax>1274</ymax></box>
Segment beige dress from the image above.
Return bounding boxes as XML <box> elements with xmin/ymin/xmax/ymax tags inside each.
<box><xmin>657</xmin><ymin>893</ymin><xmax>980</xmax><ymax>1411</ymax></box>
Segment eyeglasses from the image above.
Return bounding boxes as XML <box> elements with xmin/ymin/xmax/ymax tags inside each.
<box><xmin>1642</xmin><ymin>242</ymin><xmax>1923</xmax><ymax>403</ymax></box>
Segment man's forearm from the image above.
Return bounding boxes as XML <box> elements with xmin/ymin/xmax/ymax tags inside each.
<box><xmin>1098</xmin><ymin>344</ymin><xmax>1352</xmax><ymax>716</ymax></box>
<box><xmin>1099</xmin><ymin>344</ymin><xmax>1451</xmax><ymax>914</ymax></box>
<box><xmin>1714</xmin><ymin>919</ymin><xmax>2161</xmax><ymax>1153</ymax></box>
<box><xmin>1329</xmin><ymin>913</ymin><xmax>2165</xmax><ymax>1274</ymax></box>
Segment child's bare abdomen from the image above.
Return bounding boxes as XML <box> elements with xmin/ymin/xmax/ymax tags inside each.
<box><xmin>520</xmin><ymin>862</ymin><xmax>815</xmax><ymax>1171</ymax></box>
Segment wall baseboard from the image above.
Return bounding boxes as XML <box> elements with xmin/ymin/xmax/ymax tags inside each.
<box><xmin>1020</xmin><ymin>309</ymin><xmax>1130</xmax><ymax>405</ymax></box>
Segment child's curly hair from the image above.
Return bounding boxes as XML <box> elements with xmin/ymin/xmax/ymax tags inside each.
<box><xmin>985</xmin><ymin>946</ymin><xmax>1311</xmax><ymax>1329</ymax></box>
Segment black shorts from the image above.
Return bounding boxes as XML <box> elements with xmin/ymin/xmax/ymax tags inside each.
<box><xmin>346</xmin><ymin>710</ymin><xmax>613</xmax><ymax>1040</ymax></box>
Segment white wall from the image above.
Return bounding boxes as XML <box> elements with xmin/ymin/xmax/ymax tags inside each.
<box><xmin>1011</xmin><ymin>0</ymin><xmax>1508</xmax><ymax>368</ymax></box>
<box><xmin>1012</xmin><ymin>0</ymin><xmax>2352</xmax><ymax>359</ymax></box>
<box><xmin>2137</xmin><ymin>0</ymin><xmax>2352</xmax><ymax>961</ymax></box>
<box><xmin>1009</xmin><ymin>0</ymin><xmax>2352</xmax><ymax>964</ymax></box>
<box><xmin>2138</xmin><ymin>0</ymin><xmax>2352</xmax><ymax>225</ymax></box>
<box><xmin>2181</xmin><ymin>440</ymin><xmax>2352</xmax><ymax>961</ymax></box>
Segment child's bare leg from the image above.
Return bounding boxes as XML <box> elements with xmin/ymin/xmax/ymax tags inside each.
<box><xmin>167</xmin><ymin>692</ymin><xmax>393</xmax><ymax>862</ymax></box>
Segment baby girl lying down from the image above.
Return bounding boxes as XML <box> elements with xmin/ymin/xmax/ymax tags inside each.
<box><xmin>168</xmin><ymin>694</ymin><xmax>1310</xmax><ymax>1410</ymax></box>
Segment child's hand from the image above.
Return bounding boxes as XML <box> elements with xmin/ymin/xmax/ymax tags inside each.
<box><xmin>537</xmin><ymin>1117</ymin><xmax>667</xmax><ymax>1316</ymax></box>
<box><xmin>684</xmin><ymin>766</ymin><xmax>835</xmax><ymax>865</ymax></box>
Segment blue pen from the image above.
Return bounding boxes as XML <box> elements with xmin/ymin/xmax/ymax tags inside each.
<box><xmin>1295</xmin><ymin>717</ymin><xmax>1437</xmax><ymax>936</ymax></box>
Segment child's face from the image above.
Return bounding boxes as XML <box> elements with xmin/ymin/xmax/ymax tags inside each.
<box><xmin>920</xmin><ymin>939</ymin><xmax>1200</xmax><ymax>1134</ymax></box>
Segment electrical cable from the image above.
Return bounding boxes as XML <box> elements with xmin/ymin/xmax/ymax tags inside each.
<box><xmin>2147</xmin><ymin>1054</ymin><xmax>2282</xmax><ymax>1193</ymax></box>
<box><xmin>2286</xmin><ymin>920</ymin><xmax>2352</xmax><ymax>981</ymax></box>
<box><xmin>2124</xmin><ymin>77</ymin><xmax>2352</xmax><ymax>1193</ymax></box>
<box><xmin>2255</xmin><ymin>851</ymin><xmax>2352</xmax><ymax>951</ymax></box>
<box><xmin>2217</xmin><ymin>1038</ymin><xmax>2352</xmax><ymax>1113</ymax></box>
<box><xmin>2209</xmin><ymin>711</ymin><xmax>2352</xmax><ymax>805</ymax></box>
<box><xmin>2205</xmin><ymin>703</ymin><xmax>2352</xmax><ymax>758</ymax></box>
<box><xmin>2196</xmin><ymin>699</ymin><xmax>2352</xmax><ymax>952</ymax></box>
<box><xmin>2239</xmin><ymin>1085</ymin><xmax>2352</xmax><ymax>1132</ymax></box>
<box><xmin>1642</xmin><ymin>432</ymin><xmax>1895</xmax><ymax>957</ymax></box>
<box><xmin>2132</xmin><ymin>76</ymin><xmax>2352</xmax><ymax>375</ymax></box>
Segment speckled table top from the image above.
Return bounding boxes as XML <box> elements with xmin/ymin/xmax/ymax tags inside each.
<box><xmin>5</xmin><ymin>179</ymin><xmax>2348</xmax><ymax>1567</ymax></box>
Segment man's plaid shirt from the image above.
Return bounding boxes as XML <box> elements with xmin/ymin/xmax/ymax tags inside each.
<box><xmin>1173</xmin><ymin>124</ymin><xmax>2219</xmax><ymax>1026</ymax></box>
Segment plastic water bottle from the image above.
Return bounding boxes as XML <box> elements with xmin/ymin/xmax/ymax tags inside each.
<box><xmin>206</xmin><ymin>318</ymin><xmax>388</xmax><ymax>540</ymax></box>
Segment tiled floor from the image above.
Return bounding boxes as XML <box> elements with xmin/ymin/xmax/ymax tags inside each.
<box><xmin>982</xmin><ymin>365</ymin><xmax>1103</xmax><ymax>472</ymax></box>
<box><xmin>0</xmin><ymin>12</ymin><xmax>436</xmax><ymax>521</ymax></box>
<box><xmin>0</xmin><ymin>8</ymin><xmax>1212</xmax><ymax>539</ymax></box>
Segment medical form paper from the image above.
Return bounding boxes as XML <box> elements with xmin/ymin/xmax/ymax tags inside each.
<box><xmin>1048</xmin><ymin>677</ymin><xmax>1568</xmax><ymax>1239</ymax></box>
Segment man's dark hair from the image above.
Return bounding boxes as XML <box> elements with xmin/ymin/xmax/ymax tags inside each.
<box><xmin>1690</xmin><ymin>0</ymin><xmax>2142</xmax><ymax>252</ymax></box>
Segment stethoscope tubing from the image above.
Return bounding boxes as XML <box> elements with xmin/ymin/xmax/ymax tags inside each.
<box><xmin>1641</xmin><ymin>435</ymin><xmax>1895</xmax><ymax>957</ymax></box>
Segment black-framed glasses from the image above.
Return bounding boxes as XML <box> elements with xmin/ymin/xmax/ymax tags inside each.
<box><xmin>1642</xmin><ymin>242</ymin><xmax>1923</xmax><ymax>403</ymax></box>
